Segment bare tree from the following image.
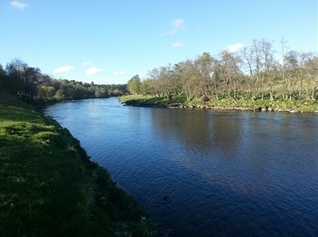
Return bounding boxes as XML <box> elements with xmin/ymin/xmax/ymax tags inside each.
<box><xmin>218</xmin><ymin>50</ymin><xmax>242</xmax><ymax>100</ymax></box>
<box><xmin>179</xmin><ymin>60</ymin><xmax>201</xmax><ymax>100</ymax></box>
<box><xmin>301</xmin><ymin>53</ymin><xmax>318</xmax><ymax>100</ymax></box>
<box><xmin>259</xmin><ymin>39</ymin><xmax>277</xmax><ymax>101</ymax></box>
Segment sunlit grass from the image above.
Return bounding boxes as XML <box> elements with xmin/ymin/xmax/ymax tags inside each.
<box><xmin>0</xmin><ymin>99</ymin><xmax>157</xmax><ymax>237</ymax></box>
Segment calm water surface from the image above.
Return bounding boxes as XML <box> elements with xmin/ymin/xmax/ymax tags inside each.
<box><xmin>46</xmin><ymin>97</ymin><xmax>318</xmax><ymax>237</ymax></box>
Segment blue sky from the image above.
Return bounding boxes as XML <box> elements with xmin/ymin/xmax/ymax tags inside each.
<box><xmin>0</xmin><ymin>0</ymin><xmax>317</xmax><ymax>84</ymax></box>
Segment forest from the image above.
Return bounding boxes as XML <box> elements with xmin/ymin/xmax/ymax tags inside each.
<box><xmin>126</xmin><ymin>39</ymin><xmax>318</xmax><ymax>107</ymax></box>
<box><xmin>1</xmin><ymin>39</ymin><xmax>317</xmax><ymax>110</ymax></box>
<box><xmin>0</xmin><ymin>59</ymin><xmax>127</xmax><ymax>104</ymax></box>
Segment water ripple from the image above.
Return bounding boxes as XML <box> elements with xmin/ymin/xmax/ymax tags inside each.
<box><xmin>46</xmin><ymin>98</ymin><xmax>318</xmax><ymax>237</ymax></box>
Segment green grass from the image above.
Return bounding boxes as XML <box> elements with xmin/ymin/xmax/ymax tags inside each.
<box><xmin>0</xmin><ymin>99</ymin><xmax>156</xmax><ymax>237</ymax></box>
<box><xmin>207</xmin><ymin>97</ymin><xmax>318</xmax><ymax>112</ymax></box>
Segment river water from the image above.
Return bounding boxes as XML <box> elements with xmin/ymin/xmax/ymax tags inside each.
<box><xmin>46</xmin><ymin>97</ymin><xmax>318</xmax><ymax>237</ymax></box>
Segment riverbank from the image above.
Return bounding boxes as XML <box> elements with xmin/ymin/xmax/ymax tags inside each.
<box><xmin>0</xmin><ymin>97</ymin><xmax>157</xmax><ymax>237</ymax></box>
<box><xmin>120</xmin><ymin>95</ymin><xmax>318</xmax><ymax>113</ymax></box>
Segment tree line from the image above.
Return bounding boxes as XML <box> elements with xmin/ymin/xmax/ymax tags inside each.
<box><xmin>127</xmin><ymin>39</ymin><xmax>318</xmax><ymax>103</ymax></box>
<box><xmin>0</xmin><ymin>59</ymin><xmax>127</xmax><ymax>103</ymax></box>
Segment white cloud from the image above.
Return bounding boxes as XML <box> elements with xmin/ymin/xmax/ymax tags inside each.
<box><xmin>86</xmin><ymin>66</ymin><xmax>102</xmax><ymax>76</ymax></box>
<box><xmin>161</xmin><ymin>18</ymin><xmax>185</xmax><ymax>36</ymax></box>
<box><xmin>171</xmin><ymin>19</ymin><xmax>184</xmax><ymax>31</ymax></box>
<box><xmin>171</xmin><ymin>41</ymin><xmax>185</xmax><ymax>48</ymax></box>
<box><xmin>81</xmin><ymin>62</ymin><xmax>91</xmax><ymax>66</ymax></box>
<box><xmin>113</xmin><ymin>70</ymin><xmax>126</xmax><ymax>76</ymax></box>
<box><xmin>11</xmin><ymin>1</ymin><xmax>29</xmax><ymax>10</ymax></box>
<box><xmin>225</xmin><ymin>43</ymin><xmax>245</xmax><ymax>53</ymax></box>
<box><xmin>53</xmin><ymin>66</ymin><xmax>74</xmax><ymax>74</ymax></box>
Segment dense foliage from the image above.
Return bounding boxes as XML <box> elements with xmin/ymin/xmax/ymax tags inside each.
<box><xmin>0</xmin><ymin>59</ymin><xmax>127</xmax><ymax>103</ymax></box>
<box><xmin>127</xmin><ymin>39</ymin><xmax>318</xmax><ymax>103</ymax></box>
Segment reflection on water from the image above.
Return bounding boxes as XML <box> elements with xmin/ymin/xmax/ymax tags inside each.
<box><xmin>46</xmin><ymin>98</ymin><xmax>318</xmax><ymax>237</ymax></box>
<box><xmin>151</xmin><ymin>109</ymin><xmax>242</xmax><ymax>159</ymax></box>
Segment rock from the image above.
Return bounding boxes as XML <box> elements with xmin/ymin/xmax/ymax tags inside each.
<box><xmin>261</xmin><ymin>105</ymin><xmax>269</xmax><ymax>112</ymax></box>
<box><xmin>289</xmin><ymin>109</ymin><xmax>300</xmax><ymax>113</ymax></box>
<box><xmin>167</xmin><ymin>103</ymin><xmax>179</xmax><ymax>108</ymax></box>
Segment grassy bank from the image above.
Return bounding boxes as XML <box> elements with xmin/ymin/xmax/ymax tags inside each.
<box><xmin>0</xmin><ymin>97</ymin><xmax>156</xmax><ymax>237</ymax></box>
<box><xmin>120</xmin><ymin>95</ymin><xmax>318</xmax><ymax>113</ymax></box>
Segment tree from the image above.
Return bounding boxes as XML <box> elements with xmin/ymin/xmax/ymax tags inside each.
<box><xmin>127</xmin><ymin>75</ymin><xmax>141</xmax><ymax>95</ymax></box>
<box><xmin>150</xmin><ymin>65</ymin><xmax>176</xmax><ymax>99</ymax></box>
<box><xmin>126</xmin><ymin>38</ymin><xmax>317</xmax><ymax>104</ymax></box>
<box><xmin>194</xmin><ymin>52</ymin><xmax>214</xmax><ymax>97</ymax></box>
<box><xmin>0</xmin><ymin>64</ymin><xmax>5</xmax><ymax>76</ymax></box>
<box><xmin>258</xmin><ymin>39</ymin><xmax>277</xmax><ymax>101</ymax></box>
<box><xmin>147</xmin><ymin>68</ymin><xmax>163</xmax><ymax>97</ymax></box>
<box><xmin>241</xmin><ymin>47</ymin><xmax>255</xmax><ymax>99</ymax></box>
<box><xmin>283</xmin><ymin>50</ymin><xmax>299</xmax><ymax>99</ymax></box>
<box><xmin>6</xmin><ymin>59</ymin><xmax>44</xmax><ymax>102</ymax></box>
<box><xmin>301</xmin><ymin>53</ymin><xmax>318</xmax><ymax>100</ymax></box>
<box><xmin>218</xmin><ymin>50</ymin><xmax>242</xmax><ymax>100</ymax></box>
<box><xmin>1</xmin><ymin>62</ymin><xmax>23</xmax><ymax>95</ymax></box>
<box><xmin>140</xmin><ymin>79</ymin><xmax>155</xmax><ymax>95</ymax></box>
<box><xmin>179</xmin><ymin>59</ymin><xmax>201</xmax><ymax>100</ymax></box>
<box><xmin>171</xmin><ymin>63</ymin><xmax>183</xmax><ymax>95</ymax></box>
<box><xmin>95</xmin><ymin>87</ymin><xmax>108</xmax><ymax>98</ymax></box>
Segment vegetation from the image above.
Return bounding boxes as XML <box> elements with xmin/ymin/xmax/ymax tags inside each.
<box><xmin>125</xmin><ymin>39</ymin><xmax>318</xmax><ymax>112</ymax></box>
<box><xmin>127</xmin><ymin>75</ymin><xmax>141</xmax><ymax>95</ymax></box>
<box><xmin>0</xmin><ymin>96</ymin><xmax>157</xmax><ymax>237</ymax></box>
<box><xmin>0</xmin><ymin>57</ymin><xmax>158</xmax><ymax>236</ymax></box>
<box><xmin>0</xmin><ymin>59</ymin><xmax>127</xmax><ymax>105</ymax></box>
<box><xmin>121</xmin><ymin>94</ymin><xmax>318</xmax><ymax>112</ymax></box>
<box><xmin>1</xmin><ymin>36</ymin><xmax>315</xmax><ymax>236</ymax></box>
<box><xmin>121</xmin><ymin>94</ymin><xmax>186</xmax><ymax>108</ymax></box>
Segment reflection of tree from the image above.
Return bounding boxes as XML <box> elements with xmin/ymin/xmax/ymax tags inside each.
<box><xmin>175</xmin><ymin>110</ymin><xmax>213</xmax><ymax>153</ymax></box>
<box><xmin>211</xmin><ymin>112</ymin><xmax>242</xmax><ymax>159</ymax></box>
<box><xmin>151</xmin><ymin>109</ymin><xmax>212</xmax><ymax>154</ymax></box>
<box><xmin>151</xmin><ymin>109</ymin><xmax>242</xmax><ymax>159</ymax></box>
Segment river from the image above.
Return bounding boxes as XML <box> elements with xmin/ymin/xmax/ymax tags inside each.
<box><xmin>46</xmin><ymin>97</ymin><xmax>318</xmax><ymax>237</ymax></box>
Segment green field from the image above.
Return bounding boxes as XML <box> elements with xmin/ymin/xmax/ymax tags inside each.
<box><xmin>0</xmin><ymin>98</ymin><xmax>156</xmax><ymax>237</ymax></box>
